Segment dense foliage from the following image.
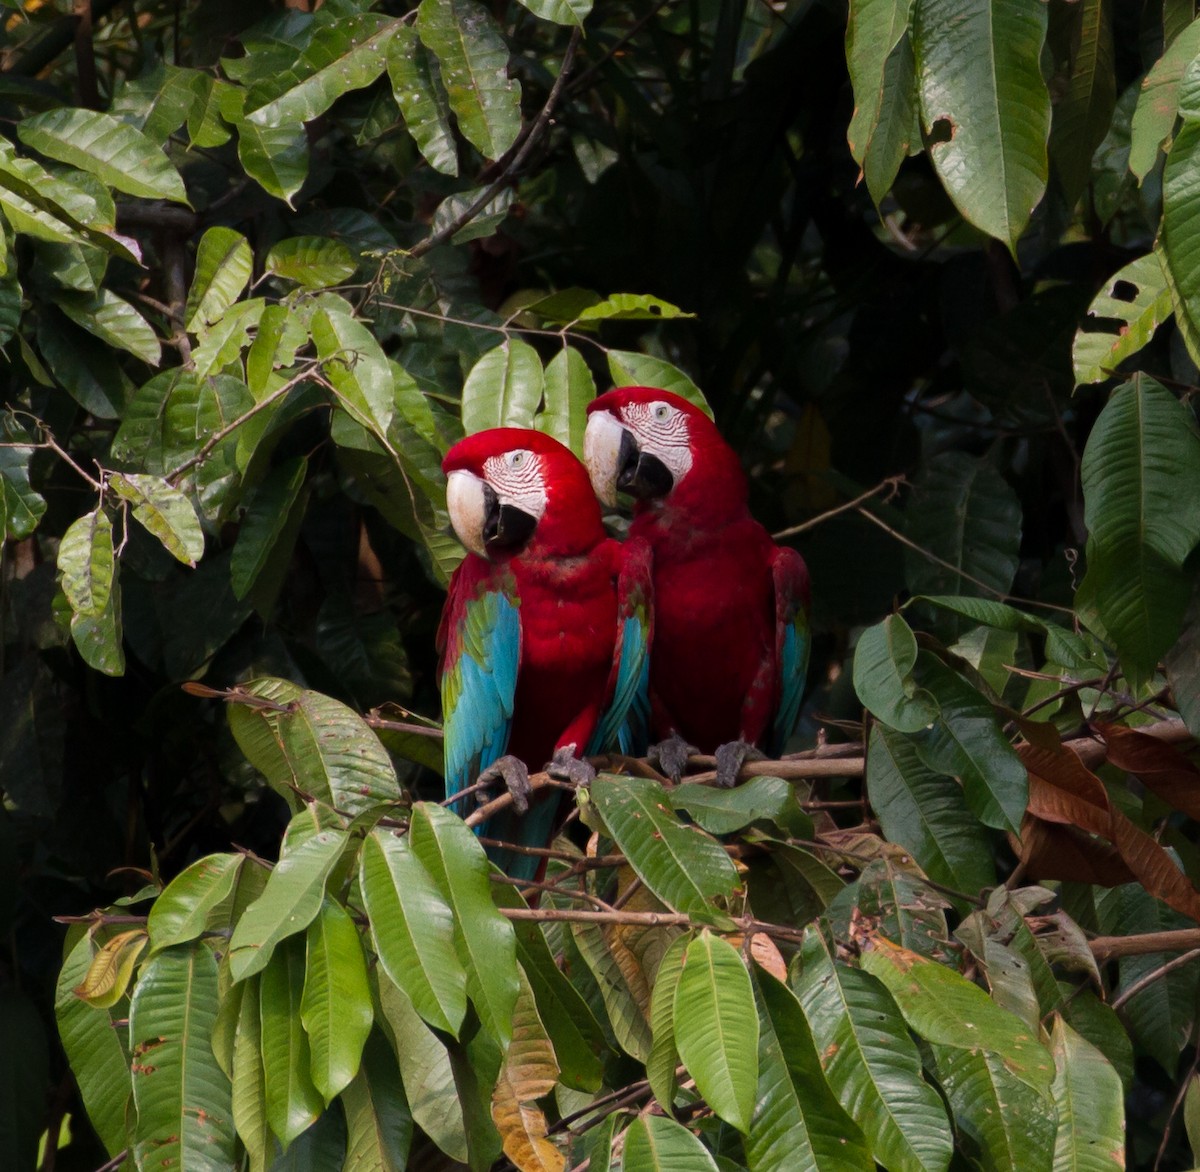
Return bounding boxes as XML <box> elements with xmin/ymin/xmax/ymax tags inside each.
<box><xmin>3</xmin><ymin>0</ymin><xmax>1200</xmax><ymax>1169</ymax></box>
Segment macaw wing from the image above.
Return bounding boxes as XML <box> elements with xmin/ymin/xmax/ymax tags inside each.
<box><xmin>770</xmin><ymin>546</ymin><xmax>812</xmax><ymax>757</ymax></box>
<box><xmin>588</xmin><ymin>536</ymin><xmax>654</xmax><ymax>757</ymax></box>
<box><xmin>439</xmin><ymin>559</ymin><xmax>521</xmax><ymax>821</ymax></box>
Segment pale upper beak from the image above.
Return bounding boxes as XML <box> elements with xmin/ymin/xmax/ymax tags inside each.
<box><xmin>446</xmin><ymin>469</ymin><xmax>491</xmax><ymax>558</ymax></box>
<box><xmin>583</xmin><ymin>411</ymin><xmax>629</xmax><ymax>507</ymax></box>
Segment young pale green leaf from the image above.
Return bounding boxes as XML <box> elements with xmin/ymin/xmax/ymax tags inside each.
<box><xmin>55</xmin><ymin>288</ymin><xmax>161</xmax><ymax>366</ymax></box>
<box><xmin>313</xmin><ymin>300</ymin><xmax>396</xmax><ymax>439</ymax></box>
<box><xmin>69</xmin><ymin>564</ymin><xmax>124</xmax><ymax>676</ymax></box>
<box><xmin>128</xmin><ymin>942</ymin><xmax>236</xmax><ymax>1170</ymax></box>
<box><xmin>71</xmin><ymin>929</ymin><xmax>148</xmax><ymax>1009</ymax></box>
<box><xmin>647</xmin><ymin>933</ymin><xmax>689</xmax><ymax>1111</ymax></box>
<box><xmin>1049</xmin><ymin>1015</ymin><xmax>1124</xmax><ymax>1172</ymax></box>
<box><xmin>909</xmin><ymin>652</ymin><xmax>1028</xmax><ymax>834</ymax></box>
<box><xmin>416</xmin><ymin>0</ymin><xmax>521</xmax><ymax>161</ymax></box>
<box><xmin>913</xmin><ymin>0</ymin><xmax>1050</xmax><ymax>249</ymax></box>
<box><xmin>55</xmin><ymin>934</ymin><xmax>131</xmax><ymax>1164</ymax></box>
<box><xmin>260</xmin><ymin>937</ymin><xmax>324</xmax><ymax>1150</ymax></box>
<box><xmin>589</xmin><ymin>775</ymin><xmax>740</xmax><ymax>923</ymax></box>
<box><xmin>108</xmin><ymin>472</ymin><xmax>205</xmax><ymax>567</ymax></box>
<box><xmin>792</xmin><ymin>928</ymin><xmax>953</xmax><ymax>1172</ymax></box>
<box><xmin>672</xmin><ymin>931</ymin><xmax>758</xmax><ymax>1132</ymax></box>
<box><xmin>535</xmin><ymin>345</ymin><xmax>595</xmax><ymax>453</ymax></box>
<box><xmin>18</xmin><ymin>108</ymin><xmax>189</xmax><ymax>204</ymax></box>
<box><xmin>1073</xmin><ymin>251</ymin><xmax>1174</xmax><ymax>386</ymax></box>
<box><xmin>852</xmin><ymin>614</ymin><xmax>939</xmax><ymax>733</ymax></box>
<box><xmin>576</xmin><ymin>293</ymin><xmax>693</xmax><ymax>322</ymax></box>
<box><xmin>185</xmin><ymin>226</ymin><xmax>253</xmax><ymax>332</ymax></box>
<box><xmin>237</xmin><ymin>118</ymin><xmax>309</xmax><ymax>205</ymax></box>
<box><xmin>461</xmin><ymin>338</ymin><xmax>545</xmax><ymax>434</ymax></box>
<box><xmin>744</xmin><ymin>969</ymin><xmax>873</xmax><ymax>1171</ymax></box>
<box><xmin>231</xmin><ymin>457</ymin><xmax>308</xmax><ymax>600</ymax></box>
<box><xmin>360</xmin><ymin>828</ymin><xmax>468</xmax><ymax>1037</ymax></box>
<box><xmin>227</xmin><ymin>826</ymin><xmax>348</xmax><ymax>982</ymax></box>
<box><xmin>58</xmin><ymin>507</ymin><xmax>114</xmax><ymax>618</ymax></box>
<box><xmin>409</xmin><ymin>802</ymin><xmax>519</xmax><ymax>1048</ymax></box>
<box><xmin>670</xmin><ymin>775</ymin><xmax>812</xmax><ymax>838</ymax></box>
<box><xmin>1129</xmin><ymin>18</ymin><xmax>1200</xmax><ymax>181</ymax></box>
<box><xmin>147</xmin><ymin>852</ymin><xmax>243</xmax><ymax>955</ymax></box>
<box><xmin>341</xmin><ymin>1029</ymin><xmax>414</xmax><ymax>1172</ymax></box>
<box><xmin>387</xmin><ymin>24</ymin><xmax>458</xmax><ymax>176</ymax></box>
<box><xmin>264</xmin><ymin>236</ymin><xmax>357</xmax><ymax>288</ymax></box>
<box><xmin>230</xmin><ymin>975</ymin><xmax>272</xmax><ymax>1172</ymax></box>
<box><xmin>606</xmin><ymin>351</ymin><xmax>712</xmax><ymax>417</ymax></box>
<box><xmin>867</xmin><ymin>725</ymin><xmax>996</xmax><ymax>901</ymax></box>
<box><xmin>301</xmin><ymin>899</ymin><xmax>373</xmax><ymax>1103</ymax></box>
<box><xmin>621</xmin><ymin>1114</ymin><xmax>720</xmax><ymax>1170</ymax></box>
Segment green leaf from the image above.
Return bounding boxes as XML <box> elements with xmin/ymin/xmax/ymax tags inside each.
<box><xmin>867</xmin><ymin>724</ymin><xmax>997</xmax><ymax>901</ymax></box>
<box><xmin>0</xmin><ymin>419</ymin><xmax>46</xmax><ymax>541</ymax></box>
<box><xmin>409</xmin><ymin>802</ymin><xmax>519</xmax><ymax>1048</ymax></box>
<box><xmin>852</xmin><ymin>614</ymin><xmax>940</xmax><ymax>733</ymax></box>
<box><xmin>1049</xmin><ymin>1015</ymin><xmax>1125</xmax><ymax>1172</ymax></box>
<box><xmin>301</xmin><ymin>899</ymin><xmax>373</xmax><ymax>1103</ymax></box>
<box><xmin>1129</xmin><ymin>18</ymin><xmax>1200</xmax><ymax>181</ymax></box>
<box><xmin>55</xmin><ymin>934</ymin><xmax>131</xmax><ymax>1164</ymax></box>
<box><xmin>429</xmin><ymin>184</ymin><xmax>516</xmax><ymax>244</ymax></box>
<box><xmin>909</xmin><ymin>652</ymin><xmax>1028</xmax><ymax>834</ymax></box>
<box><xmin>672</xmin><ymin>931</ymin><xmax>758</xmax><ymax>1132</ymax></box>
<box><xmin>416</xmin><ymin>0</ymin><xmax>521</xmax><ymax>161</ymax></box>
<box><xmin>1163</xmin><ymin>113</ymin><xmax>1200</xmax><ymax>360</ymax></box>
<box><xmin>745</xmin><ymin>969</ymin><xmax>873</xmax><ymax>1171</ymax></box>
<box><xmin>589</xmin><ymin>775</ymin><xmax>740</xmax><ymax>923</ymax></box>
<box><xmin>606</xmin><ymin>351</ymin><xmax>712</xmax><ymax>417</ymax></box>
<box><xmin>128</xmin><ymin>942</ymin><xmax>236</xmax><ymax>1170</ymax></box>
<box><xmin>147</xmin><ymin>853</ymin><xmax>244</xmax><ymax>954</ymax></box>
<box><xmin>792</xmin><ymin>928</ymin><xmax>952</xmax><ymax>1172</ymax></box>
<box><xmin>265</xmin><ymin>236</ymin><xmax>357</xmax><ymax>288</ymax></box>
<box><xmin>18</xmin><ymin>108</ymin><xmax>189</xmax><ymax>203</ymax></box>
<box><xmin>69</xmin><ymin>563</ymin><xmax>125</xmax><ymax>676</ymax></box>
<box><xmin>58</xmin><ymin>507</ymin><xmax>114</xmax><ymax>618</ymax></box>
<box><xmin>535</xmin><ymin>345</ymin><xmax>595</xmax><ymax>453</ymax></box>
<box><xmin>313</xmin><ymin>299</ymin><xmax>396</xmax><ymax>439</ymax></box>
<box><xmin>110</xmin><ymin>473</ymin><xmax>205</xmax><ymax>568</ymax></box>
<box><xmin>231</xmin><ymin>975</ymin><xmax>273</xmax><ymax>1172</ymax></box>
<box><xmin>1075</xmin><ymin>375</ymin><xmax>1200</xmax><ymax>682</ymax></box>
<box><xmin>913</xmin><ymin>0</ymin><xmax>1050</xmax><ymax>248</ymax></box>
<box><xmin>191</xmin><ymin>297</ymin><xmax>265</xmax><ymax>379</ymax></box>
<box><xmin>576</xmin><ymin>293</ymin><xmax>694</xmax><ymax>322</ymax></box>
<box><xmin>245</xmin><ymin>14</ymin><xmax>396</xmax><ymax>128</ymax></box>
<box><xmin>670</xmin><ymin>775</ymin><xmax>811</xmax><ymax>837</ymax></box>
<box><xmin>260</xmin><ymin>937</ymin><xmax>324</xmax><ymax>1150</ymax></box>
<box><xmin>55</xmin><ymin>288</ymin><xmax>161</xmax><ymax>366</ymax></box>
<box><xmin>227</xmin><ymin>825</ymin><xmax>348</xmax><ymax>981</ymax></box>
<box><xmin>647</xmin><ymin>933</ymin><xmax>689</xmax><ymax>1111</ymax></box>
<box><xmin>569</xmin><ymin>917</ymin><xmax>653</xmax><ymax>1062</ymax></box>
<box><xmin>387</xmin><ymin>24</ymin><xmax>458</xmax><ymax>176</ymax></box>
<box><xmin>185</xmin><ymin>227</ymin><xmax>254</xmax><ymax>332</ymax></box>
<box><xmin>237</xmin><ymin>118</ymin><xmax>310</xmax><ymax>205</ymax></box>
<box><xmin>231</xmin><ymin>457</ymin><xmax>308</xmax><ymax>600</ymax></box>
<box><xmin>515</xmin><ymin>0</ymin><xmax>593</xmax><ymax>27</ymax></box>
<box><xmin>621</xmin><ymin>1114</ymin><xmax>720</xmax><ymax>1170</ymax></box>
<box><xmin>111</xmin><ymin>63</ymin><xmax>207</xmax><ymax>146</ymax></box>
<box><xmin>340</xmin><ymin>1029</ymin><xmax>414</xmax><ymax>1172</ymax></box>
<box><xmin>1072</xmin><ymin>251</ymin><xmax>1174</xmax><ymax>386</ymax></box>
<box><xmin>360</xmin><ymin>828</ymin><xmax>468</xmax><ymax>1037</ymax></box>
<box><xmin>461</xmin><ymin>338</ymin><xmax>545</xmax><ymax>434</ymax></box>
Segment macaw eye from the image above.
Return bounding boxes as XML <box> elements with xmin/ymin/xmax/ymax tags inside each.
<box><xmin>507</xmin><ymin>450</ymin><xmax>529</xmax><ymax>469</ymax></box>
<box><xmin>652</xmin><ymin>403</ymin><xmax>670</xmax><ymax>421</ymax></box>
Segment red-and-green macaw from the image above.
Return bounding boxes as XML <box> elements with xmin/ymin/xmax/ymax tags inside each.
<box><xmin>438</xmin><ymin>427</ymin><xmax>652</xmax><ymax>879</ymax></box>
<box><xmin>584</xmin><ymin>387</ymin><xmax>811</xmax><ymax>787</ymax></box>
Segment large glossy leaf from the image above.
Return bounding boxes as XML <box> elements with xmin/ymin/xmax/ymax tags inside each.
<box><xmin>1163</xmin><ymin>106</ymin><xmax>1200</xmax><ymax>360</ymax></box>
<box><xmin>360</xmin><ymin>827</ymin><xmax>468</xmax><ymax>1037</ymax></box>
<box><xmin>792</xmin><ymin>929</ymin><xmax>952</xmax><ymax>1172</ymax></box>
<box><xmin>416</xmin><ymin>0</ymin><xmax>521</xmax><ymax>161</ymax></box>
<box><xmin>1049</xmin><ymin>1016</ymin><xmax>1124</xmax><ymax>1172</ymax></box>
<box><xmin>535</xmin><ymin>345</ymin><xmax>595</xmax><ymax>453</ymax></box>
<box><xmin>55</xmin><ymin>288</ymin><xmax>160</xmax><ymax>366</ymax></box>
<box><xmin>670</xmin><ymin>775</ymin><xmax>810</xmax><ymax>837</ymax></box>
<box><xmin>672</xmin><ymin>932</ymin><xmax>758</xmax><ymax>1132</ymax></box>
<box><xmin>646</xmin><ymin>933</ymin><xmax>688</xmax><ymax>1111</ymax></box>
<box><xmin>1129</xmin><ymin>18</ymin><xmax>1200</xmax><ymax>180</ymax></box>
<box><xmin>245</xmin><ymin>13</ymin><xmax>397</xmax><ymax>128</ymax></box>
<box><xmin>147</xmin><ymin>852</ymin><xmax>244</xmax><ymax>954</ymax></box>
<box><xmin>313</xmin><ymin>298</ymin><xmax>396</xmax><ymax>439</ymax></box>
<box><xmin>341</xmin><ymin>1029</ymin><xmax>414</xmax><ymax>1172</ymax></box>
<box><xmin>867</xmin><ymin>724</ymin><xmax>996</xmax><ymax>900</ymax></box>
<box><xmin>237</xmin><ymin>118</ymin><xmax>309</xmax><ymax>205</ymax></box>
<box><xmin>621</xmin><ymin>1115</ymin><xmax>720</xmax><ymax>1171</ymax></box>
<box><xmin>606</xmin><ymin>351</ymin><xmax>711</xmax><ymax>416</ymax></box>
<box><xmin>265</xmin><ymin>236</ymin><xmax>357</xmax><ymax>289</ymax></box>
<box><xmin>231</xmin><ymin>975</ymin><xmax>273</xmax><ymax>1172</ymax></box>
<box><xmin>128</xmin><ymin>942</ymin><xmax>236</xmax><ymax>1170</ymax></box>
<box><xmin>185</xmin><ymin>226</ymin><xmax>253</xmax><ymax>332</ymax></box>
<box><xmin>569</xmin><ymin>918</ymin><xmax>653</xmax><ymax>1062</ymax></box>
<box><xmin>852</xmin><ymin>614</ymin><xmax>939</xmax><ymax>733</ymax></box>
<box><xmin>58</xmin><ymin>507</ymin><xmax>114</xmax><ymax>618</ymax></box>
<box><xmin>1075</xmin><ymin>375</ymin><xmax>1200</xmax><ymax>682</ymax></box>
<box><xmin>409</xmin><ymin>802</ymin><xmax>519</xmax><ymax>1047</ymax></box>
<box><xmin>461</xmin><ymin>338</ymin><xmax>545</xmax><ymax>434</ymax></box>
<box><xmin>19</xmin><ymin>108</ymin><xmax>189</xmax><ymax>203</ymax></box>
<box><xmin>913</xmin><ymin>0</ymin><xmax>1050</xmax><ymax>248</ymax></box>
<box><xmin>516</xmin><ymin>0</ymin><xmax>593</xmax><ymax>26</ymax></box>
<box><xmin>108</xmin><ymin>472</ymin><xmax>205</xmax><ymax>567</ymax></box>
<box><xmin>301</xmin><ymin>899</ymin><xmax>373</xmax><ymax>1103</ymax></box>
<box><xmin>387</xmin><ymin>24</ymin><xmax>458</xmax><ymax>175</ymax></box>
<box><xmin>590</xmin><ymin>775</ymin><xmax>740</xmax><ymax>923</ymax></box>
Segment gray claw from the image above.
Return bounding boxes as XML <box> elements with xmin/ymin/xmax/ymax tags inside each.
<box><xmin>714</xmin><ymin>740</ymin><xmax>765</xmax><ymax>789</ymax></box>
<box><xmin>546</xmin><ymin>743</ymin><xmax>596</xmax><ymax>787</ymax></box>
<box><xmin>476</xmin><ymin>755</ymin><xmax>531</xmax><ymax>814</ymax></box>
<box><xmin>648</xmin><ymin>732</ymin><xmax>699</xmax><ymax>784</ymax></box>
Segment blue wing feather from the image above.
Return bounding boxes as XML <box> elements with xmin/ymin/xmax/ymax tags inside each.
<box><xmin>769</xmin><ymin>547</ymin><xmax>811</xmax><ymax>757</ymax></box>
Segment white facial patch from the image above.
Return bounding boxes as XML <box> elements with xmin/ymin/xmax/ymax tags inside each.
<box><xmin>483</xmin><ymin>449</ymin><xmax>548</xmax><ymax>520</ymax></box>
<box><xmin>622</xmin><ymin>400</ymin><xmax>693</xmax><ymax>485</ymax></box>
<box><xmin>583</xmin><ymin>410</ymin><xmax>626</xmax><ymax>506</ymax></box>
<box><xmin>446</xmin><ymin>469</ymin><xmax>489</xmax><ymax>558</ymax></box>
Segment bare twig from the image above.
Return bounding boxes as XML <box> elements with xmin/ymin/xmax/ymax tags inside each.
<box><xmin>773</xmin><ymin>474</ymin><xmax>906</xmax><ymax>540</ymax></box>
<box><xmin>1090</xmin><ymin>930</ymin><xmax>1200</xmax><ymax>964</ymax></box>
<box><xmin>1111</xmin><ymin>948</ymin><xmax>1200</xmax><ymax>1010</ymax></box>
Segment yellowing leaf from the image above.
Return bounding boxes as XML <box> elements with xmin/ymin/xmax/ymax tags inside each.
<box><xmin>73</xmin><ymin>929</ymin><xmax>148</xmax><ymax>1008</ymax></box>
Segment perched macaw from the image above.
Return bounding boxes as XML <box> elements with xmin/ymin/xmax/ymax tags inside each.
<box><xmin>438</xmin><ymin>427</ymin><xmax>652</xmax><ymax>879</ymax></box>
<box><xmin>583</xmin><ymin>387</ymin><xmax>811</xmax><ymax>787</ymax></box>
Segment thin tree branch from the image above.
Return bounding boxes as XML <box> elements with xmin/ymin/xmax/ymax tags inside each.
<box><xmin>1091</xmin><ymin>931</ymin><xmax>1200</xmax><ymax>964</ymax></box>
<box><xmin>1111</xmin><ymin>948</ymin><xmax>1200</xmax><ymax>1010</ymax></box>
<box><xmin>773</xmin><ymin>474</ymin><xmax>906</xmax><ymax>540</ymax></box>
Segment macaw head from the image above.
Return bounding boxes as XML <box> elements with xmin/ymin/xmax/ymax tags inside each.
<box><xmin>583</xmin><ymin>386</ymin><xmax>746</xmax><ymax>518</ymax></box>
<box><xmin>443</xmin><ymin>428</ymin><xmax>605</xmax><ymax>560</ymax></box>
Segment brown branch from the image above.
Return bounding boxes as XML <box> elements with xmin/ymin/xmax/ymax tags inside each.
<box><xmin>773</xmin><ymin>474</ymin><xmax>906</xmax><ymax>541</ymax></box>
<box><xmin>1090</xmin><ymin>930</ymin><xmax>1200</xmax><ymax>964</ymax></box>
